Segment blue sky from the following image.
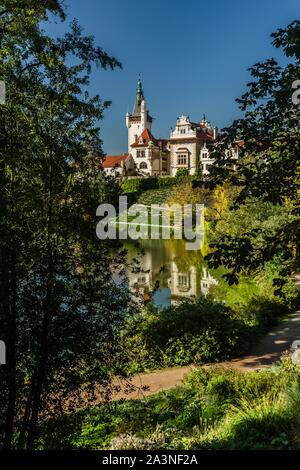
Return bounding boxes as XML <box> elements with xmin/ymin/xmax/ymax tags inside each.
<box><xmin>45</xmin><ymin>0</ymin><xmax>299</xmax><ymax>154</ymax></box>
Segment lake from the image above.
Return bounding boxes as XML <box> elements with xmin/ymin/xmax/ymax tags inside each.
<box><xmin>123</xmin><ymin>238</ymin><xmax>219</xmax><ymax>308</ymax></box>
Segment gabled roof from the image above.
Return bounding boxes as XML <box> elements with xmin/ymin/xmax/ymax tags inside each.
<box><xmin>131</xmin><ymin>128</ymin><xmax>158</xmax><ymax>147</ymax></box>
<box><xmin>103</xmin><ymin>154</ymin><xmax>128</xmax><ymax>168</ymax></box>
<box><xmin>197</xmin><ymin>128</ymin><xmax>214</xmax><ymax>141</ymax></box>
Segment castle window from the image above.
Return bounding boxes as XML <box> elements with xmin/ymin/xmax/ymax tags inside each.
<box><xmin>178</xmin><ymin>275</ymin><xmax>188</xmax><ymax>286</ymax></box>
<box><xmin>202</xmin><ymin>151</ymin><xmax>208</xmax><ymax>159</ymax></box>
<box><xmin>137</xmin><ymin>150</ymin><xmax>145</xmax><ymax>158</ymax></box>
<box><xmin>140</xmin><ymin>161</ymin><xmax>148</xmax><ymax>169</ymax></box>
<box><xmin>178</xmin><ymin>154</ymin><xmax>187</xmax><ymax>165</ymax></box>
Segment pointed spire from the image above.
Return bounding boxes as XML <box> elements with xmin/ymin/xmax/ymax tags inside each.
<box><xmin>137</xmin><ymin>75</ymin><xmax>143</xmax><ymax>94</ymax></box>
<box><xmin>132</xmin><ymin>76</ymin><xmax>145</xmax><ymax>115</ymax></box>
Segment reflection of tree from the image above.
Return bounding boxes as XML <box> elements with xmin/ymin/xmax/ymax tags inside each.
<box><xmin>172</xmin><ymin>242</ymin><xmax>205</xmax><ymax>272</ymax></box>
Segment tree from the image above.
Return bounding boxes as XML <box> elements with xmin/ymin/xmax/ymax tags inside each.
<box><xmin>206</xmin><ymin>21</ymin><xmax>300</xmax><ymax>290</ymax></box>
<box><xmin>174</xmin><ymin>168</ymin><xmax>189</xmax><ymax>180</ymax></box>
<box><xmin>0</xmin><ymin>0</ymin><xmax>68</xmax><ymax>449</ymax></box>
<box><xmin>209</xmin><ymin>183</ymin><xmax>238</xmax><ymax>221</ymax></box>
<box><xmin>194</xmin><ymin>156</ymin><xmax>203</xmax><ymax>180</ymax></box>
<box><xmin>0</xmin><ymin>0</ymin><xmax>129</xmax><ymax>450</ymax></box>
<box><xmin>168</xmin><ymin>178</ymin><xmax>211</xmax><ymax>207</ymax></box>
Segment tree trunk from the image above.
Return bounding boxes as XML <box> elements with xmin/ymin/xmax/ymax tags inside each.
<box><xmin>2</xmin><ymin>247</ymin><xmax>17</xmax><ymax>449</ymax></box>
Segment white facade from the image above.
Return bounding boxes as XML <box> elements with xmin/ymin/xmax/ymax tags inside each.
<box><xmin>126</xmin><ymin>99</ymin><xmax>152</xmax><ymax>153</ymax></box>
<box><xmin>103</xmin><ymin>166</ymin><xmax>123</xmax><ymax>177</ymax></box>
<box><xmin>131</xmin><ymin>140</ymin><xmax>168</xmax><ymax>176</ymax></box>
<box><xmin>125</xmin><ymin>80</ymin><xmax>168</xmax><ymax>176</ymax></box>
<box><xmin>169</xmin><ymin>115</ymin><xmax>218</xmax><ymax>177</ymax></box>
<box><xmin>200</xmin><ymin>143</ymin><xmax>215</xmax><ymax>175</ymax></box>
<box><xmin>169</xmin><ymin>116</ymin><xmax>198</xmax><ymax>176</ymax></box>
<box><xmin>125</xmin><ymin>79</ymin><xmax>153</xmax><ymax>174</ymax></box>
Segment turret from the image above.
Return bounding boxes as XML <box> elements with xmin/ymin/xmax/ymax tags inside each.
<box><xmin>126</xmin><ymin>78</ymin><xmax>153</xmax><ymax>153</ymax></box>
<box><xmin>141</xmin><ymin>99</ymin><xmax>147</xmax><ymax>130</ymax></box>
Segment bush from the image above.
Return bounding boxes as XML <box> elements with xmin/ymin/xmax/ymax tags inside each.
<box><xmin>175</xmin><ymin>168</ymin><xmax>190</xmax><ymax>180</ymax></box>
<box><xmin>121</xmin><ymin>177</ymin><xmax>177</xmax><ymax>194</ymax></box>
<box><xmin>157</xmin><ymin>177</ymin><xmax>176</xmax><ymax>188</ymax></box>
<box><xmin>122</xmin><ymin>298</ymin><xmax>251</xmax><ymax>372</ymax></box>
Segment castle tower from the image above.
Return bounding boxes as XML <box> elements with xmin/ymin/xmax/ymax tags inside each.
<box><xmin>126</xmin><ymin>78</ymin><xmax>153</xmax><ymax>154</ymax></box>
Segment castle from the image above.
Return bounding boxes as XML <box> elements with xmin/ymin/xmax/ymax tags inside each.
<box><xmin>103</xmin><ymin>79</ymin><xmax>239</xmax><ymax>176</ymax></box>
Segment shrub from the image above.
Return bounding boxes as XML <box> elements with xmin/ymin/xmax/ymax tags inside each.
<box><xmin>121</xmin><ymin>178</ymin><xmax>142</xmax><ymax>193</ymax></box>
<box><xmin>122</xmin><ymin>177</ymin><xmax>177</xmax><ymax>194</ymax></box>
<box><xmin>175</xmin><ymin>168</ymin><xmax>190</xmax><ymax>180</ymax></box>
<box><xmin>122</xmin><ymin>298</ymin><xmax>251</xmax><ymax>372</ymax></box>
<box><xmin>157</xmin><ymin>177</ymin><xmax>176</xmax><ymax>188</ymax></box>
<box><xmin>121</xmin><ymin>178</ymin><xmax>157</xmax><ymax>193</ymax></box>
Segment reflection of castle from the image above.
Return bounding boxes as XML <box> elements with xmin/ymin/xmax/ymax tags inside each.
<box><xmin>126</xmin><ymin>245</ymin><xmax>218</xmax><ymax>305</ymax></box>
<box><xmin>200</xmin><ymin>267</ymin><xmax>218</xmax><ymax>296</ymax></box>
<box><xmin>168</xmin><ymin>263</ymin><xmax>218</xmax><ymax>300</ymax></box>
<box><xmin>168</xmin><ymin>262</ymin><xmax>198</xmax><ymax>298</ymax></box>
<box><xmin>127</xmin><ymin>251</ymin><xmax>153</xmax><ymax>300</ymax></box>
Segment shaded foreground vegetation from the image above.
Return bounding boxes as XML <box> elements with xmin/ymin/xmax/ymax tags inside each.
<box><xmin>121</xmin><ymin>273</ymin><xmax>299</xmax><ymax>373</ymax></box>
<box><xmin>37</xmin><ymin>358</ymin><xmax>300</xmax><ymax>450</ymax></box>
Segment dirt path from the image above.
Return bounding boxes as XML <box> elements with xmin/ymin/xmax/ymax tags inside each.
<box><xmin>112</xmin><ymin>310</ymin><xmax>300</xmax><ymax>400</ymax></box>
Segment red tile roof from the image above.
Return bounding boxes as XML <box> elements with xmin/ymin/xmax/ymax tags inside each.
<box><xmin>103</xmin><ymin>154</ymin><xmax>128</xmax><ymax>168</ymax></box>
<box><xmin>196</xmin><ymin>132</ymin><xmax>213</xmax><ymax>142</ymax></box>
<box><xmin>233</xmin><ymin>140</ymin><xmax>245</xmax><ymax>148</ymax></box>
<box><xmin>131</xmin><ymin>128</ymin><xmax>158</xmax><ymax>147</ymax></box>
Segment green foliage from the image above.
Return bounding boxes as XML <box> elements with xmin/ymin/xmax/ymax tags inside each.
<box><xmin>207</xmin><ymin>21</ymin><xmax>300</xmax><ymax>288</ymax></box>
<box><xmin>157</xmin><ymin>177</ymin><xmax>177</xmax><ymax>188</ymax></box>
<box><xmin>37</xmin><ymin>359</ymin><xmax>300</xmax><ymax>450</ymax></box>
<box><xmin>121</xmin><ymin>177</ymin><xmax>177</xmax><ymax>194</ymax></box>
<box><xmin>0</xmin><ymin>0</ymin><xmax>127</xmax><ymax>450</ymax></box>
<box><xmin>121</xmin><ymin>178</ymin><xmax>143</xmax><ymax>193</ymax></box>
<box><xmin>207</xmin><ymin>197</ymin><xmax>299</xmax><ymax>290</ymax></box>
<box><xmin>122</xmin><ymin>266</ymin><xmax>298</xmax><ymax>373</ymax></box>
<box><xmin>210</xmin><ymin>258</ymin><xmax>299</xmax><ymax>313</ymax></box>
<box><xmin>194</xmin><ymin>157</ymin><xmax>203</xmax><ymax>180</ymax></box>
<box><xmin>175</xmin><ymin>168</ymin><xmax>190</xmax><ymax>180</ymax></box>
<box><xmin>122</xmin><ymin>298</ymin><xmax>255</xmax><ymax>373</ymax></box>
<box><xmin>137</xmin><ymin>188</ymin><xmax>172</xmax><ymax>205</ymax></box>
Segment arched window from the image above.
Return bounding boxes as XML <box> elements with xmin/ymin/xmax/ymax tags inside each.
<box><xmin>140</xmin><ymin>161</ymin><xmax>148</xmax><ymax>169</ymax></box>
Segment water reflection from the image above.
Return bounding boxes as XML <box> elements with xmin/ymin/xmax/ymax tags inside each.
<box><xmin>124</xmin><ymin>239</ymin><xmax>218</xmax><ymax>307</ymax></box>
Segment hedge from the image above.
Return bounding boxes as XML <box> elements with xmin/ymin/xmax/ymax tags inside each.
<box><xmin>121</xmin><ymin>177</ymin><xmax>177</xmax><ymax>193</ymax></box>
